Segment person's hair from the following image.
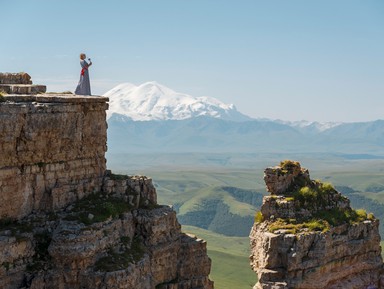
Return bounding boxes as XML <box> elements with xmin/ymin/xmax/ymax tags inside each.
<box><xmin>80</xmin><ymin>53</ymin><xmax>86</xmax><ymax>59</ymax></box>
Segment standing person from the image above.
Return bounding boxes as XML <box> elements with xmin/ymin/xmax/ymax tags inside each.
<box><xmin>75</xmin><ymin>53</ymin><xmax>92</xmax><ymax>95</ymax></box>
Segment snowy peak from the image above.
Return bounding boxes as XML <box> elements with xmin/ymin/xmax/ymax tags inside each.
<box><xmin>278</xmin><ymin>120</ymin><xmax>342</xmax><ymax>132</ymax></box>
<box><xmin>104</xmin><ymin>82</ymin><xmax>251</xmax><ymax>121</ymax></box>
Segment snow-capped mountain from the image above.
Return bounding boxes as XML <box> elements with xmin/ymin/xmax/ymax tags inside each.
<box><xmin>104</xmin><ymin>81</ymin><xmax>252</xmax><ymax>122</ymax></box>
<box><xmin>276</xmin><ymin>120</ymin><xmax>342</xmax><ymax>133</ymax></box>
<box><xmin>103</xmin><ymin>81</ymin><xmax>384</xmax><ymax>155</ymax></box>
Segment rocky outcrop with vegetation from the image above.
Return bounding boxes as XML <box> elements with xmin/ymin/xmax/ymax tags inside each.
<box><xmin>250</xmin><ymin>160</ymin><xmax>383</xmax><ymax>289</ymax></box>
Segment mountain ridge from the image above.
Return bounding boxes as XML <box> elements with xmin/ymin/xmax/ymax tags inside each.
<box><xmin>107</xmin><ymin>114</ymin><xmax>384</xmax><ymax>155</ymax></box>
<box><xmin>105</xmin><ymin>81</ymin><xmax>384</xmax><ymax>155</ymax></box>
<box><xmin>104</xmin><ymin>81</ymin><xmax>251</xmax><ymax>122</ymax></box>
<box><xmin>103</xmin><ymin>81</ymin><xmax>358</xmax><ymax>132</ymax></box>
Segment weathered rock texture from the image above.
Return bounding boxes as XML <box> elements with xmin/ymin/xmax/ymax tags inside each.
<box><xmin>250</xmin><ymin>160</ymin><xmax>383</xmax><ymax>289</ymax></box>
<box><xmin>0</xmin><ymin>83</ymin><xmax>213</xmax><ymax>289</ymax></box>
<box><xmin>0</xmin><ymin>73</ymin><xmax>46</xmax><ymax>94</ymax></box>
<box><xmin>0</xmin><ymin>94</ymin><xmax>108</xmax><ymax>219</ymax></box>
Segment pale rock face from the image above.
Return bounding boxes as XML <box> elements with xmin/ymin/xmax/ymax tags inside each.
<box><xmin>263</xmin><ymin>161</ymin><xmax>310</xmax><ymax>195</ymax></box>
<box><xmin>0</xmin><ymin>80</ymin><xmax>213</xmax><ymax>289</ymax></box>
<box><xmin>250</xmin><ymin>161</ymin><xmax>384</xmax><ymax>289</ymax></box>
<box><xmin>0</xmin><ymin>95</ymin><xmax>108</xmax><ymax>219</ymax></box>
<box><xmin>0</xmin><ymin>72</ymin><xmax>46</xmax><ymax>93</ymax></box>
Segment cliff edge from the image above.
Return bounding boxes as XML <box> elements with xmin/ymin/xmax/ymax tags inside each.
<box><xmin>250</xmin><ymin>160</ymin><xmax>383</xmax><ymax>289</ymax></box>
<box><xmin>0</xmin><ymin>74</ymin><xmax>213</xmax><ymax>289</ymax></box>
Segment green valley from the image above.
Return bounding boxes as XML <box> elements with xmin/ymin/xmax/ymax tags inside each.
<box><xmin>107</xmin><ymin>152</ymin><xmax>384</xmax><ymax>288</ymax></box>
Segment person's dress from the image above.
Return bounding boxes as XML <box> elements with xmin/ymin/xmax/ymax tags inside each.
<box><xmin>75</xmin><ymin>60</ymin><xmax>91</xmax><ymax>95</ymax></box>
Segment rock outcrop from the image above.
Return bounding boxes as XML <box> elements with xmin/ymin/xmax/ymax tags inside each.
<box><xmin>0</xmin><ymin>74</ymin><xmax>213</xmax><ymax>289</ymax></box>
<box><xmin>250</xmin><ymin>160</ymin><xmax>383</xmax><ymax>289</ymax></box>
<box><xmin>0</xmin><ymin>73</ymin><xmax>46</xmax><ymax>94</ymax></box>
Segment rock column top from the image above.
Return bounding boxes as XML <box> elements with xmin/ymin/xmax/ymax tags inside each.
<box><xmin>0</xmin><ymin>72</ymin><xmax>32</xmax><ymax>84</ymax></box>
<box><xmin>0</xmin><ymin>72</ymin><xmax>47</xmax><ymax>94</ymax></box>
<box><xmin>263</xmin><ymin>160</ymin><xmax>310</xmax><ymax>195</ymax></box>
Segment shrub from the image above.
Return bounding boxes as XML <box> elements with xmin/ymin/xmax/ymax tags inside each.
<box><xmin>269</xmin><ymin>219</ymin><xmax>300</xmax><ymax>234</ymax></box>
<box><xmin>298</xmin><ymin>186</ymin><xmax>317</xmax><ymax>201</ymax></box>
<box><xmin>320</xmin><ymin>182</ymin><xmax>336</xmax><ymax>193</ymax></box>
<box><xmin>109</xmin><ymin>173</ymin><xmax>129</xmax><ymax>180</ymax></box>
<box><xmin>67</xmin><ymin>192</ymin><xmax>132</xmax><ymax>225</ymax></box>
<box><xmin>255</xmin><ymin>211</ymin><xmax>264</xmax><ymax>223</ymax></box>
<box><xmin>314</xmin><ymin>208</ymin><xmax>369</xmax><ymax>227</ymax></box>
<box><xmin>367</xmin><ymin>212</ymin><xmax>375</xmax><ymax>220</ymax></box>
<box><xmin>355</xmin><ymin>209</ymin><xmax>367</xmax><ymax>221</ymax></box>
<box><xmin>305</xmin><ymin>219</ymin><xmax>329</xmax><ymax>232</ymax></box>
<box><xmin>290</xmin><ymin>181</ymin><xmax>337</xmax><ymax>208</ymax></box>
<box><xmin>27</xmin><ymin>231</ymin><xmax>52</xmax><ymax>272</ymax></box>
<box><xmin>279</xmin><ymin>160</ymin><xmax>300</xmax><ymax>174</ymax></box>
<box><xmin>280</xmin><ymin>160</ymin><xmax>300</xmax><ymax>170</ymax></box>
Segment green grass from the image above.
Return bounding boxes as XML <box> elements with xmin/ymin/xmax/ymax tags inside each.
<box><xmin>268</xmin><ymin>218</ymin><xmax>329</xmax><ymax>234</ymax></box>
<box><xmin>46</xmin><ymin>91</ymin><xmax>73</xmax><ymax>94</ymax></box>
<box><xmin>65</xmin><ymin>192</ymin><xmax>132</xmax><ymax>225</ymax></box>
<box><xmin>208</xmin><ymin>250</ymin><xmax>255</xmax><ymax>289</ymax></box>
<box><xmin>107</xmin><ymin>155</ymin><xmax>384</xmax><ymax>288</ymax></box>
<box><xmin>178</xmin><ymin>186</ymin><xmax>256</xmax><ymax>217</ymax></box>
<box><xmin>0</xmin><ymin>89</ymin><xmax>7</xmax><ymax>97</ymax></box>
<box><xmin>182</xmin><ymin>225</ymin><xmax>256</xmax><ymax>289</ymax></box>
<box><xmin>255</xmin><ymin>211</ymin><xmax>263</xmax><ymax>223</ymax></box>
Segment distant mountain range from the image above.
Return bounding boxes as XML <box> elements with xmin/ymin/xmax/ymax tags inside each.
<box><xmin>104</xmin><ymin>82</ymin><xmax>384</xmax><ymax>155</ymax></box>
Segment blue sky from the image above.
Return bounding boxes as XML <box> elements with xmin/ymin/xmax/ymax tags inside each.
<box><xmin>2</xmin><ymin>0</ymin><xmax>383</xmax><ymax>122</ymax></box>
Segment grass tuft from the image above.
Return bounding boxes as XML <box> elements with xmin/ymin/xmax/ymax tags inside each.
<box><xmin>269</xmin><ymin>218</ymin><xmax>329</xmax><ymax>234</ymax></box>
<box><xmin>65</xmin><ymin>192</ymin><xmax>132</xmax><ymax>225</ymax></box>
<box><xmin>255</xmin><ymin>211</ymin><xmax>264</xmax><ymax>223</ymax></box>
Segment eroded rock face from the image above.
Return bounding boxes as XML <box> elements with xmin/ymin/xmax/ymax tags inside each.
<box><xmin>250</xmin><ymin>161</ymin><xmax>383</xmax><ymax>289</ymax></box>
<box><xmin>0</xmin><ymin>73</ymin><xmax>32</xmax><ymax>84</ymax></box>
<box><xmin>0</xmin><ymin>95</ymin><xmax>108</xmax><ymax>219</ymax></box>
<box><xmin>0</xmin><ymin>86</ymin><xmax>213</xmax><ymax>289</ymax></box>
<box><xmin>0</xmin><ymin>72</ymin><xmax>46</xmax><ymax>94</ymax></box>
<box><xmin>263</xmin><ymin>161</ymin><xmax>310</xmax><ymax>195</ymax></box>
<box><xmin>12</xmin><ymin>203</ymin><xmax>213</xmax><ymax>289</ymax></box>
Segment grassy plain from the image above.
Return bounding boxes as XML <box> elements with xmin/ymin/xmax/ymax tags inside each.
<box><xmin>107</xmin><ymin>152</ymin><xmax>384</xmax><ymax>288</ymax></box>
<box><xmin>182</xmin><ymin>225</ymin><xmax>256</xmax><ymax>289</ymax></box>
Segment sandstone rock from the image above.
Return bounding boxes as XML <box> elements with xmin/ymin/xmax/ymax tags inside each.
<box><xmin>0</xmin><ymin>73</ymin><xmax>46</xmax><ymax>94</ymax></box>
<box><xmin>0</xmin><ymin>94</ymin><xmax>108</xmax><ymax>219</ymax></box>
<box><xmin>0</xmin><ymin>72</ymin><xmax>32</xmax><ymax>84</ymax></box>
<box><xmin>0</xmin><ymin>80</ymin><xmax>213</xmax><ymax>289</ymax></box>
<box><xmin>250</xmin><ymin>161</ymin><xmax>383</xmax><ymax>289</ymax></box>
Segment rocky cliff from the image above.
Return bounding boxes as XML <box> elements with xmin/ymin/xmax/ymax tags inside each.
<box><xmin>0</xmin><ymin>74</ymin><xmax>213</xmax><ymax>289</ymax></box>
<box><xmin>250</xmin><ymin>160</ymin><xmax>383</xmax><ymax>289</ymax></box>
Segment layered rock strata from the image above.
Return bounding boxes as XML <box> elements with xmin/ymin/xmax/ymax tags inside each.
<box><xmin>0</xmin><ymin>94</ymin><xmax>108</xmax><ymax>219</ymax></box>
<box><xmin>0</xmin><ymin>81</ymin><xmax>213</xmax><ymax>289</ymax></box>
<box><xmin>250</xmin><ymin>160</ymin><xmax>383</xmax><ymax>289</ymax></box>
<box><xmin>0</xmin><ymin>73</ymin><xmax>46</xmax><ymax>94</ymax></box>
